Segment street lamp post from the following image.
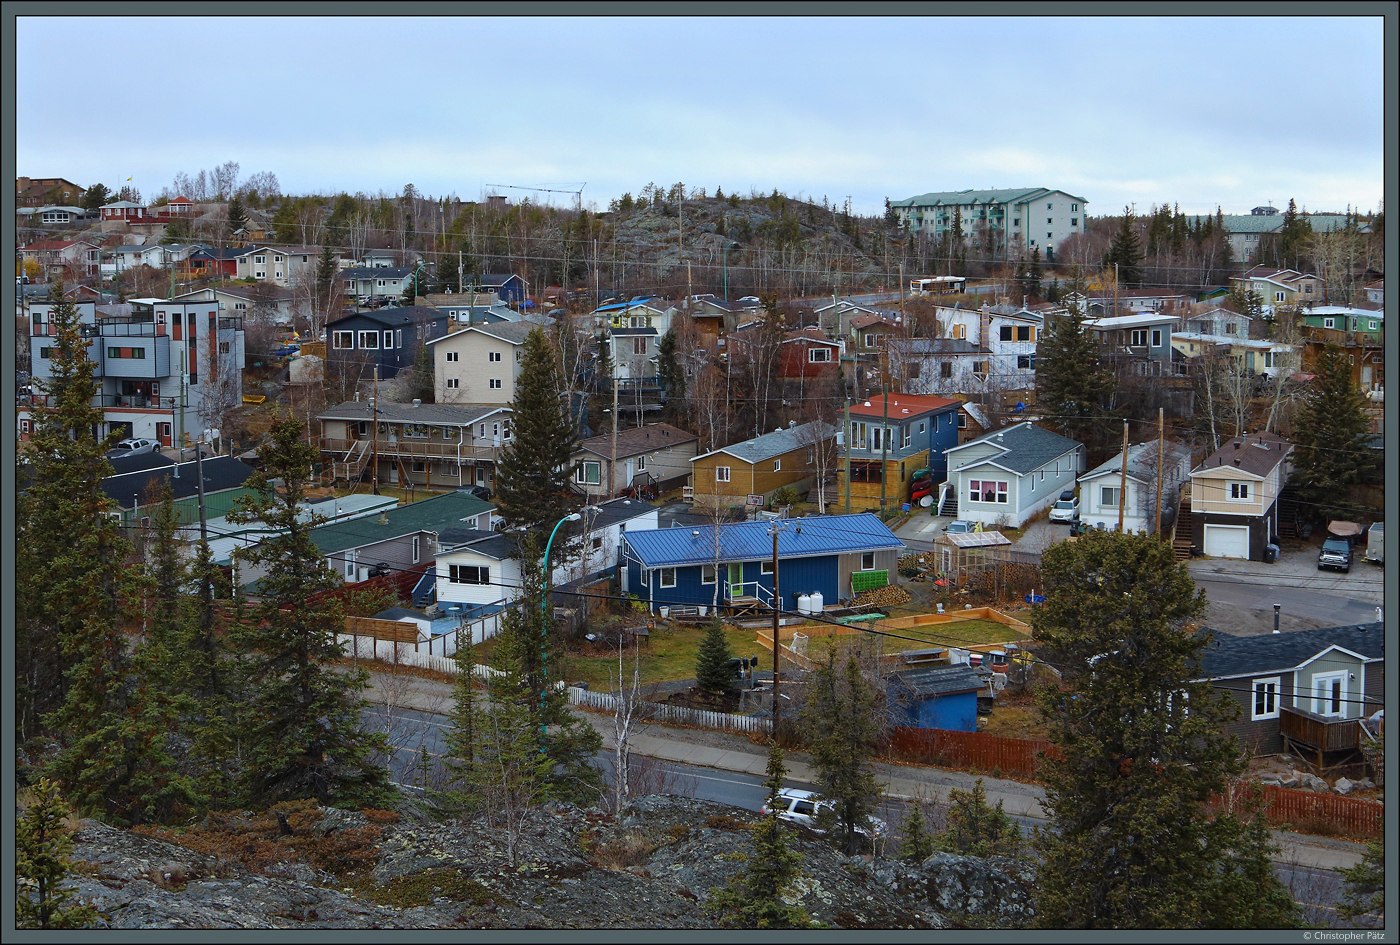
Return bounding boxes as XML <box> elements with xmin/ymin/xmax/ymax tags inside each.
<box><xmin>540</xmin><ymin>511</ymin><xmax>583</xmax><ymax>740</ymax></box>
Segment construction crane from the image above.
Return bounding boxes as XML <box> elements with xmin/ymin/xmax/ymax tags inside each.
<box><xmin>484</xmin><ymin>182</ymin><xmax>586</xmax><ymax>214</ymax></box>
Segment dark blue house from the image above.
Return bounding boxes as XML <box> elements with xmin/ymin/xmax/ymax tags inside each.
<box><xmin>620</xmin><ymin>512</ymin><xmax>905</xmax><ymax>616</ymax></box>
<box><xmin>840</xmin><ymin>393</ymin><xmax>961</xmax><ymax>507</ymax></box>
<box><xmin>475</xmin><ymin>273</ymin><xmax>527</xmax><ymax>306</ymax></box>
<box><xmin>886</xmin><ymin>664</ymin><xmax>991</xmax><ymax>732</ymax></box>
<box><xmin>326</xmin><ymin>306</ymin><xmax>449</xmax><ymax>380</ymax></box>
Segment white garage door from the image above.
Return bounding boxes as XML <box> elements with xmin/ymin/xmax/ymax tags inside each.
<box><xmin>1204</xmin><ymin>524</ymin><xmax>1250</xmax><ymax>559</ymax></box>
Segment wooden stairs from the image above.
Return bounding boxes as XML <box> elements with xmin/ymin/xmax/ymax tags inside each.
<box><xmin>1276</xmin><ymin>486</ymin><xmax>1302</xmax><ymax>540</ymax></box>
<box><xmin>1172</xmin><ymin>489</ymin><xmax>1194</xmax><ymax>561</ymax></box>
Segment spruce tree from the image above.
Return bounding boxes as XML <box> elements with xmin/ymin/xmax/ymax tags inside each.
<box><xmin>1033</xmin><ymin>292</ymin><xmax>1119</xmax><ymax>463</ymax></box>
<box><xmin>16</xmin><ymin>779</ymin><xmax>98</xmax><ymax>930</ymax></box>
<box><xmin>799</xmin><ymin>649</ymin><xmax>882</xmax><ymax>855</ymax></box>
<box><xmin>1030</xmin><ymin>530</ymin><xmax>1296</xmax><ymax>929</ymax></box>
<box><xmin>493</xmin><ymin>326</ymin><xmax>581</xmax><ymax>532</ymax></box>
<box><xmin>1288</xmin><ymin>343</ymin><xmax>1374</xmax><ymax>521</ymax></box>
<box><xmin>695</xmin><ymin>618</ymin><xmax>735</xmax><ymax>694</ymax></box>
<box><xmin>1102</xmin><ymin>208</ymin><xmax>1144</xmax><ymax>289</ymax></box>
<box><xmin>762</xmin><ymin>740</ymin><xmax>787</xmax><ymax>805</ymax></box>
<box><xmin>898</xmin><ymin>804</ymin><xmax>935</xmax><ymax>863</ymax></box>
<box><xmin>440</xmin><ymin>628</ymin><xmax>482</xmax><ymax>814</ymax></box>
<box><xmin>938</xmin><ymin>778</ymin><xmax>1021</xmax><ymax>857</ymax></box>
<box><xmin>225</xmin><ymin>416</ymin><xmax>393</xmax><ymax>808</ymax></box>
<box><xmin>315</xmin><ymin>246</ymin><xmax>339</xmax><ymax>314</ymax></box>
<box><xmin>226</xmin><ymin>195</ymin><xmax>248</xmax><ymax>239</ymax></box>
<box><xmin>1337</xmin><ymin>835</ymin><xmax>1384</xmax><ymax>925</ymax></box>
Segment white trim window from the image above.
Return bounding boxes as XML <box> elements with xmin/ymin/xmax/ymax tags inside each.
<box><xmin>489</xmin><ymin>351</ymin><xmax>502</xmax><ymax>362</ymax></box>
<box><xmin>715</xmin><ymin>465</ymin><xmax>731</xmax><ymax>483</ymax></box>
<box><xmin>446</xmin><ymin>351</ymin><xmax>459</xmax><ymax>362</ymax></box>
<box><xmin>701</xmin><ymin>564</ymin><xmax>716</xmax><ymax>585</ymax></box>
<box><xmin>969</xmin><ymin>479</ymin><xmax>1009</xmax><ymax>504</ymax></box>
<box><xmin>1251</xmin><ymin>677</ymin><xmax>1280</xmax><ymax>720</ymax></box>
<box><xmin>635</xmin><ymin>454</ymin><xmax>647</xmax><ymax>471</ymax></box>
<box><xmin>489</xmin><ymin>378</ymin><xmax>502</xmax><ymax>389</ymax></box>
<box><xmin>860</xmin><ymin>552</ymin><xmax>876</xmax><ymax>570</ymax></box>
<box><xmin>657</xmin><ymin>567</ymin><xmax>677</xmax><ymax>588</ymax></box>
<box><xmin>446</xmin><ymin>378</ymin><xmax>460</xmax><ymax>389</ymax></box>
<box><xmin>449</xmin><ymin>564</ymin><xmax>489</xmax><ymax>585</ymax></box>
<box><xmin>773</xmin><ymin>459</ymin><xmax>781</xmax><ymax>472</ymax></box>
<box><xmin>358</xmin><ymin>331</ymin><xmax>379</xmax><ymax>349</ymax></box>
<box><xmin>1228</xmin><ymin>481</ymin><xmax>1251</xmax><ymax>501</ymax></box>
<box><xmin>575</xmin><ymin>461</ymin><xmax>602</xmax><ymax>485</ymax></box>
<box><xmin>412</xmin><ymin>536</ymin><xmax>421</xmax><ymax>563</ymax></box>
<box><xmin>808</xmin><ymin>346</ymin><xmax>832</xmax><ymax>363</ymax></box>
<box><xmin>333</xmin><ymin>331</ymin><xmax>354</xmax><ymax>349</ymax></box>
<box><xmin>1100</xmin><ymin>485</ymin><xmax>1120</xmax><ymax>508</ymax></box>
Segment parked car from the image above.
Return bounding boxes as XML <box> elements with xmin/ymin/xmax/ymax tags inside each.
<box><xmin>1048</xmin><ymin>490</ymin><xmax>1079</xmax><ymax>523</ymax></box>
<box><xmin>106</xmin><ymin>438</ymin><xmax>158</xmax><ymax>459</ymax></box>
<box><xmin>1318</xmin><ymin>537</ymin><xmax>1353</xmax><ymax>573</ymax></box>
<box><xmin>943</xmin><ymin>520</ymin><xmax>975</xmax><ymax>534</ymax></box>
<box><xmin>462</xmin><ymin>484</ymin><xmax>493</xmax><ymax>502</ymax></box>
<box><xmin>761</xmin><ymin>788</ymin><xmax>887</xmax><ymax>839</ymax></box>
<box><xmin>738</xmin><ymin>296</ymin><xmax>761</xmax><ymax>306</ymax></box>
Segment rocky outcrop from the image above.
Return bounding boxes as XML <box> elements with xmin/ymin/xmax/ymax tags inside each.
<box><xmin>58</xmin><ymin>796</ymin><xmax>1035</xmax><ymax>930</ymax></box>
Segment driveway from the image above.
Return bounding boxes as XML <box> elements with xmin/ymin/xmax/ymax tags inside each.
<box><xmin>893</xmin><ymin>512</ymin><xmax>1382</xmax><ymax>637</ymax></box>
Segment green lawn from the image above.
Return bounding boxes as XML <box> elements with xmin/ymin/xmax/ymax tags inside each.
<box><xmin>562</xmin><ymin>622</ymin><xmax>769</xmax><ymax>692</ymax></box>
<box><xmin>875</xmin><ymin>617</ymin><xmax>1028</xmax><ymax>650</ymax></box>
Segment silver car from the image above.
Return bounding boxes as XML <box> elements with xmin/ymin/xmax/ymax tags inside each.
<box><xmin>107</xmin><ymin>437</ymin><xmax>158</xmax><ymax>459</ymax></box>
<box><xmin>761</xmin><ymin>788</ymin><xmax>887</xmax><ymax>839</ymax></box>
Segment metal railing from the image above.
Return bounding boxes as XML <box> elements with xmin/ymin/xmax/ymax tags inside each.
<box><xmin>318</xmin><ymin>434</ymin><xmax>503</xmax><ymax>462</ymax></box>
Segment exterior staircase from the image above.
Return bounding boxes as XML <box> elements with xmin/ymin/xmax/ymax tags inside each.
<box><xmin>1276</xmin><ymin>486</ymin><xmax>1301</xmax><ymax>540</ymax></box>
<box><xmin>1172</xmin><ymin>489</ymin><xmax>1194</xmax><ymax>561</ymax></box>
<box><xmin>331</xmin><ymin>439</ymin><xmax>370</xmax><ymax>483</ymax></box>
<box><xmin>938</xmin><ymin>484</ymin><xmax>958</xmax><ymax>518</ymax></box>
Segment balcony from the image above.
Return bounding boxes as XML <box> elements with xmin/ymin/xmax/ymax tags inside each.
<box><xmin>318</xmin><ymin>434</ymin><xmax>503</xmax><ymax>463</ymax></box>
<box><xmin>1279</xmin><ymin>704</ymin><xmax>1363</xmax><ymax>753</ymax></box>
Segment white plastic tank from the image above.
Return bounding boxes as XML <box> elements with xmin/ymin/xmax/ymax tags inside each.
<box><xmin>809</xmin><ymin>591</ymin><xmax>824</xmax><ymax>614</ymax></box>
<box><xmin>797</xmin><ymin>593</ymin><xmax>812</xmax><ymax>616</ymax></box>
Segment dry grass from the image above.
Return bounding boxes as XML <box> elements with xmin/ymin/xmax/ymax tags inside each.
<box><xmin>591</xmin><ymin>830</ymin><xmax>663</xmax><ymax>871</ymax></box>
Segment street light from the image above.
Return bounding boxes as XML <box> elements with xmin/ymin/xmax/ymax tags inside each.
<box><xmin>540</xmin><ymin>511</ymin><xmax>583</xmax><ymax>739</ymax></box>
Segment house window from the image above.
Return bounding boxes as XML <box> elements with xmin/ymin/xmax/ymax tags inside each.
<box><xmin>701</xmin><ymin>564</ymin><xmax>716</xmax><ymax>585</ymax></box>
<box><xmin>377</xmin><ymin>279</ymin><xmax>387</xmax><ymax>288</ymax></box>
<box><xmin>449</xmin><ymin>564</ymin><xmax>489</xmax><ymax>585</ymax></box>
<box><xmin>489</xmin><ymin>351</ymin><xmax>502</xmax><ymax>361</ymax></box>
<box><xmin>395</xmin><ymin>329</ymin><xmax>402</xmax><ymax>348</ymax></box>
<box><xmin>447</xmin><ymin>378</ymin><xmax>460</xmax><ymax>389</ymax></box>
<box><xmin>972</xmin><ymin>361</ymin><xmax>989</xmax><ymax>377</ymax></box>
<box><xmin>20</xmin><ymin>419</ymin><xmax>30</xmax><ymax>434</ymax></box>
<box><xmin>591</xmin><ymin>536</ymin><xmax>603</xmax><ymax>551</ymax></box>
<box><xmin>1047</xmin><ymin>218</ymin><xmax>1053</xmax><ymax>225</ymax></box>
<box><xmin>951</xmin><ymin>323</ymin><xmax>966</xmax><ymax>340</ymax></box>
<box><xmin>902</xmin><ymin>428</ymin><xmax>912</xmax><ymax>448</ymax></box>
<box><xmin>808</xmin><ymin>347</ymin><xmax>832</xmax><ymax>363</ymax></box>
<box><xmin>1070</xmin><ymin>217</ymin><xmax>1078</xmax><ymax>226</ymax></box>
<box><xmin>860</xmin><ymin>552</ymin><xmax>875</xmax><ymax>570</ymax></box>
<box><xmin>715</xmin><ymin>466</ymin><xmax>731</xmax><ymax>483</ymax></box>
<box><xmin>1070</xmin><ymin>203</ymin><xmax>1078</xmax><ymax>212</ymax></box>
<box><xmin>773</xmin><ymin>459</ymin><xmax>781</xmax><ymax>472</ymax></box>
<box><xmin>1312</xmin><ymin>672</ymin><xmax>1347</xmax><ymax>718</ymax></box>
<box><xmin>850</xmin><ymin>461</ymin><xmax>883</xmax><ymax>483</ymax></box>
<box><xmin>761</xmin><ymin>560</ymin><xmax>774</xmax><ymax>575</ymax></box>
<box><xmin>219</xmin><ymin>341</ymin><xmax>231</xmax><ymax>354</ymax></box>
<box><xmin>412</xmin><ymin>536</ymin><xmax>421</xmax><ymax>563</ymax></box>
<box><xmin>446</xmin><ymin>351</ymin><xmax>459</xmax><ymax>362</ymax></box>
<box><xmin>255</xmin><ymin>271</ymin><xmax>265</xmax><ymax>280</ymax></box>
<box><xmin>1131</xmin><ymin>330</ymin><xmax>1148</xmax><ymax>346</ymax></box>
<box><xmin>940</xmin><ymin>362</ymin><xmax>954</xmax><ymax>378</ymax></box>
<box><xmin>633</xmin><ymin>337</ymin><xmax>647</xmax><ymax>356</ymax></box>
<box><xmin>636</xmin><ymin>455</ymin><xmax>647</xmax><ymax>471</ymax></box>
<box><xmin>575</xmin><ymin>461</ymin><xmax>602</xmax><ymax>485</ymax></box>
<box><xmin>1228</xmin><ymin>482</ymin><xmax>1250</xmax><ymax>501</ymax></box>
<box><xmin>411</xmin><ymin>461</ymin><xmax>426</xmax><ymax>473</ymax></box>
<box><xmin>1323</xmin><ymin>318</ymin><xmax>1336</xmax><ymax>328</ymax></box>
<box><xmin>383</xmin><ymin>331</ymin><xmax>393</xmax><ymax>349</ymax></box>
<box><xmin>1274</xmin><ymin>291</ymin><xmax>1285</xmax><ymax>303</ymax></box>
<box><xmin>333</xmin><ymin>331</ymin><xmax>353</xmax><ymax>349</ymax></box>
<box><xmin>956</xmin><ymin>413</ymin><xmax>967</xmax><ymax>428</ymax></box>
<box><xmin>1251</xmin><ymin>677</ymin><xmax>1280</xmax><ymax>720</ymax></box>
<box><xmin>1369</xmin><ymin>320</ymin><xmax>1377</xmax><ymax>330</ymax></box>
<box><xmin>969</xmin><ymin>479</ymin><xmax>1008</xmax><ymax>503</ymax></box>
<box><xmin>1100</xmin><ymin>485</ymin><xmax>1120</xmax><ymax>507</ymax></box>
<box><xmin>1046</xmin><ymin>202</ymin><xmax>1053</xmax><ymax>210</ymax></box>
<box><xmin>657</xmin><ymin>567</ymin><xmax>677</xmax><ymax>588</ymax></box>
<box><xmin>489</xmin><ymin>378</ymin><xmax>502</xmax><ymax>389</ymax></box>
<box><xmin>345</xmin><ymin>554</ymin><xmax>356</xmax><ymax>579</ymax></box>
<box><xmin>358</xmin><ymin>331</ymin><xmax>378</xmax><ymax>349</ymax></box>
<box><xmin>1017</xmin><ymin>354</ymin><xmax>1035</xmax><ymax>370</ymax></box>
<box><xmin>254</xmin><ymin>255</ymin><xmax>265</xmax><ymax>264</ymax></box>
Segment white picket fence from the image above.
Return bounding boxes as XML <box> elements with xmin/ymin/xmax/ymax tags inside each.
<box><xmin>338</xmin><ymin>609</ymin><xmax>507</xmax><ymax>671</ymax></box>
<box><xmin>568</xmin><ymin>686</ymin><xmax>772</xmax><ymax>736</ymax></box>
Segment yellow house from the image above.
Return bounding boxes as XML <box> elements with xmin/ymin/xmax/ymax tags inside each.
<box><xmin>688</xmin><ymin>420</ymin><xmax>835</xmax><ymax>509</ymax></box>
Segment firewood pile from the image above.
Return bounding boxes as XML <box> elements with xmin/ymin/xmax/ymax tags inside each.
<box><xmin>850</xmin><ymin>584</ymin><xmax>912</xmax><ymax>608</ymax></box>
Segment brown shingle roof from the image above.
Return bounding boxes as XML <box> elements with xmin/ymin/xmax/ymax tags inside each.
<box><xmin>1191</xmin><ymin>431</ymin><xmax>1292</xmax><ymax>478</ymax></box>
<box><xmin>577</xmin><ymin>422</ymin><xmax>697</xmax><ymax>458</ymax></box>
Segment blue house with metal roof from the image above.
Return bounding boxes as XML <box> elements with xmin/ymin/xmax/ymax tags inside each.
<box><xmin>620</xmin><ymin>512</ymin><xmax>904</xmax><ymax>615</ymax></box>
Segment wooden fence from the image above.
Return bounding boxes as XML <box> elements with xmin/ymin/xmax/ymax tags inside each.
<box><xmin>887</xmin><ymin>726</ymin><xmax>1382</xmax><ymax>838</ymax></box>
<box><xmin>568</xmin><ymin>687</ymin><xmax>772</xmax><ymax>736</ymax></box>
<box><xmin>887</xmin><ymin>725</ymin><xmax>1053</xmax><ymax>780</ymax></box>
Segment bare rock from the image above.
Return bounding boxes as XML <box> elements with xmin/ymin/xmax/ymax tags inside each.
<box><xmin>917</xmin><ymin>853</ymin><xmax>1036</xmax><ymax>927</ymax></box>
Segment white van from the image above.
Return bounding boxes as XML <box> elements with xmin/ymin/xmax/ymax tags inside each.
<box><xmin>1365</xmin><ymin>522</ymin><xmax>1383</xmax><ymax>565</ymax></box>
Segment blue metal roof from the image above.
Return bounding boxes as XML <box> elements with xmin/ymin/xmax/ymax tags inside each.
<box><xmin>622</xmin><ymin>513</ymin><xmax>904</xmax><ymax>568</ymax></box>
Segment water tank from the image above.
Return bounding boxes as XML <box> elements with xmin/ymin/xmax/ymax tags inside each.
<box><xmin>797</xmin><ymin>593</ymin><xmax>812</xmax><ymax>616</ymax></box>
<box><xmin>810</xmin><ymin>591</ymin><xmax>824</xmax><ymax>614</ymax></box>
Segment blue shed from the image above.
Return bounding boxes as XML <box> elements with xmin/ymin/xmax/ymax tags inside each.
<box><xmin>620</xmin><ymin>512</ymin><xmax>905</xmax><ymax>615</ymax></box>
<box><xmin>887</xmin><ymin>665</ymin><xmax>990</xmax><ymax>732</ymax></box>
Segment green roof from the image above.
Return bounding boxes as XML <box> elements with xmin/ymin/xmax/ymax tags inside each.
<box><xmin>309</xmin><ymin>491</ymin><xmax>492</xmax><ymax>554</ymax></box>
<box><xmin>891</xmin><ymin>187</ymin><xmax>1087</xmax><ymax>208</ymax></box>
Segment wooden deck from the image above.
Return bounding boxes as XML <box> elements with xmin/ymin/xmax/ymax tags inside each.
<box><xmin>1280</xmin><ymin>704</ymin><xmax>1368</xmax><ymax>775</ymax></box>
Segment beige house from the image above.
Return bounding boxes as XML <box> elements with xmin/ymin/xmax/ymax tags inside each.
<box><xmin>318</xmin><ymin>401</ymin><xmax>515</xmax><ymax>492</ymax></box>
<box><xmin>571</xmin><ymin>422</ymin><xmax>700</xmax><ymax>499</ymax></box>
<box><xmin>425</xmin><ymin>321</ymin><xmax>537</xmax><ymax>405</ymax></box>
<box><xmin>1187</xmin><ymin>431</ymin><xmax>1293</xmax><ymax>561</ymax></box>
<box><xmin>1230</xmin><ymin>267</ymin><xmax>1322</xmax><ymax>308</ymax></box>
<box><xmin>687</xmin><ymin>420</ymin><xmax>836</xmax><ymax>509</ymax></box>
<box><xmin>233</xmin><ymin>246</ymin><xmax>325</xmax><ymax>286</ymax></box>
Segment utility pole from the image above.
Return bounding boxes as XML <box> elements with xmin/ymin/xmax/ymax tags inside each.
<box><xmin>770</xmin><ymin>523</ymin><xmax>782</xmax><ymax>730</ymax></box>
<box><xmin>371</xmin><ymin>367</ymin><xmax>380</xmax><ymax>495</ymax></box>
<box><xmin>879</xmin><ymin>382</ymin><xmax>889</xmax><ymax>510</ymax></box>
<box><xmin>1117</xmin><ymin>420</ymin><xmax>1128</xmax><ymax>532</ymax></box>
<box><xmin>843</xmin><ymin>399</ymin><xmax>852</xmax><ymax>513</ymax></box>
<box><xmin>610</xmin><ymin>377</ymin><xmax>619</xmax><ymax>499</ymax></box>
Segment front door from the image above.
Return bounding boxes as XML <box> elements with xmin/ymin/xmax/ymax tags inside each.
<box><xmin>1312</xmin><ymin>671</ymin><xmax>1348</xmax><ymax>718</ymax></box>
<box><xmin>727</xmin><ymin>563</ymin><xmax>744</xmax><ymax>600</ymax></box>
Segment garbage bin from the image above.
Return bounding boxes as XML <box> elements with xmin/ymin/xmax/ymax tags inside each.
<box><xmin>1263</xmin><ymin>544</ymin><xmax>1279</xmax><ymax>564</ymax></box>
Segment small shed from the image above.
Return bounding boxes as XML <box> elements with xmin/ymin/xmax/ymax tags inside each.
<box><xmin>886</xmin><ymin>664</ymin><xmax>992</xmax><ymax>732</ymax></box>
<box><xmin>932</xmin><ymin>529</ymin><xmax>1012</xmax><ymax>585</ymax></box>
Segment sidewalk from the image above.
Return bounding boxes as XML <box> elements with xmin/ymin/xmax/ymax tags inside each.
<box><xmin>363</xmin><ymin>670</ymin><xmax>1366</xmax><ymax>872</ymax></box>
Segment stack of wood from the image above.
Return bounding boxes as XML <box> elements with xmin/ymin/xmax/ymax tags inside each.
<box><xmin>851</xmin><ymin>584</ymin><xmax>911</xmax><ymax>608</ymax></box>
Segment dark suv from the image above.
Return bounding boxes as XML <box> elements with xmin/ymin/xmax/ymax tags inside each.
<box><xmin>1318</xmin><ymin>537</ymin><xmax>1353</xmax><ymax>573</ymax></box>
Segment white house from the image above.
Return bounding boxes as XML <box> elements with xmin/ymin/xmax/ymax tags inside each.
<box><xmin>938</xmin><ymin>422</ymin><xmax>1084</xmax><ymax>527</ymax></box>
<box><xmin>890</xmin><ymin>187</ymin><xmax>1088</xmax><ymax>259</ymax></box>
<box><xmin>1076</xmin><ymin>440</ymin><xmax>1193</xmax><ymax>534</ymax></box>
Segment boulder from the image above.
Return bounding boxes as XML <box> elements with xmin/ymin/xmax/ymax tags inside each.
<box><xmin>1334</xmin><ymin>777</ymin><xmax>1355</xmax><ymax>795</ymax></box>
<box><xmin>918</xmin><ymin>853</ymin><xmax>1036</xmax><ymax>927</ymax></box>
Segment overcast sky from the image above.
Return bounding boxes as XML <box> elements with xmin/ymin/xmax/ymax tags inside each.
<box><xmin>16</xmin><ymin>14</ymin><xmax>1386</xmax><ymax>219</ymax></box>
